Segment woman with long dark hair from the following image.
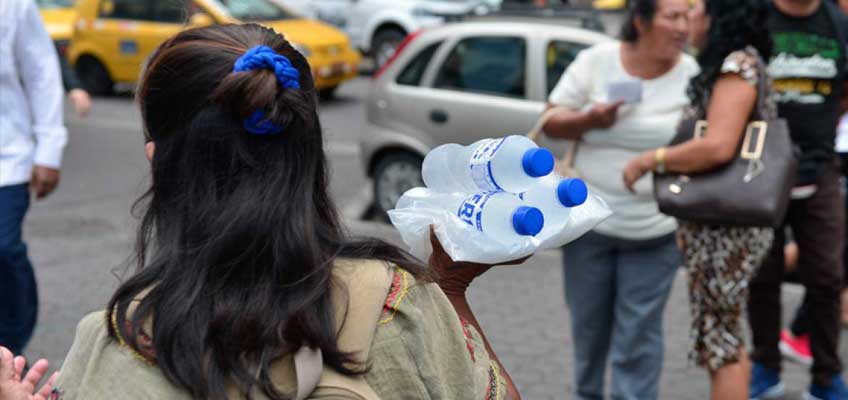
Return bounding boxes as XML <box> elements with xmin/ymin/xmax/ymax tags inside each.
<box><xmin>5</xmin><ymin>23</ymin><xmax>521</xmax><ymax>400</ymax></box>
<box><xmin>622</xmin><ymin>0</ymin><xmax>775</xmax><ymax>399</ymax></box>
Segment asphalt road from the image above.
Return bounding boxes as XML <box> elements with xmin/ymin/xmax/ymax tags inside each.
<box><xmin>19</xmin><ymin>77</ymin><xmax>843</xmax><ymax>399</ymax></box>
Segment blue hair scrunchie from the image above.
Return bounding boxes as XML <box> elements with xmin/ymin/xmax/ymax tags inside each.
<box><xmin>232</xmin><ymin>45</ymin><xmax>301</xmax><ymax>135</ymax></box>
<box><xmin>243</xmin><ymin>110</ymin><xmax>283</xmax><ymax>136</ymax></box>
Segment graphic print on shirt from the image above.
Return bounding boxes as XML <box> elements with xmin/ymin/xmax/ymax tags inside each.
<box><xmin>769</xmin><ymin>31</ymin><xmax>842</xmax><ymax>104</ymax></box>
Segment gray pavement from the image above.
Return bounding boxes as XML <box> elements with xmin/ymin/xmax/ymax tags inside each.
<box><xmin>20</xmin><ymin>77</ymin><xmax>843</xmax><ymax>399</ymax></box>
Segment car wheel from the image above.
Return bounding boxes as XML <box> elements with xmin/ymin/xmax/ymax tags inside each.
<box><xmin>372</xmin><ymin>28</ymin><xmax>406</xmax><ymax>68</ymax></box>
<box><xmin>75</xmin><ymin>56</ymin><xmax>114</xmax><ymax>96</ymax></box>
<box><xmin>373</xmin><ymin>152</ymin><xmax>424</xmax><ymax>216</ymax></box>
<box><xmin>319</xmin><ymin>85</ymin><xmax>338</xmax><ymax>100</ymax></box>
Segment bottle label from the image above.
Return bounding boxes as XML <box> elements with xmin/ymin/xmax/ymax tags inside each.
<box><xmin>469</xmin><ymin>138</ymin><xmax>506</xmax><ymax>191</ymax></box>
<box><xmin>457</xmin><ymin>192</ymin><xmax>495</xmax><ymax>232</ymax></box>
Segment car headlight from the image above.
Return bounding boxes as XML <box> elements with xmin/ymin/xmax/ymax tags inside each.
<box><xmin>292</xmin><ymin>43</ymin><xmax>311</xmax><ymax>58</ymax></box>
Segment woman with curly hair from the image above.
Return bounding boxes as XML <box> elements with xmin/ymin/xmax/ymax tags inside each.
<box><xmin>622</xmin><ymin>0</ymin><xmax>775</xmax><ymax>399</ymax></box>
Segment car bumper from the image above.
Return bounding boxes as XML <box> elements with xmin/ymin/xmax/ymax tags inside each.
<box><xmin>309</xmin><ymin>50</ymin><xmax>361</xmax><ymax>90</ymax></box>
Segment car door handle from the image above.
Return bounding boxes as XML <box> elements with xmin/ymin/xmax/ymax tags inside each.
<box><xmin>430</xmin><ymin>110</ymin><xmax>449</xmax><ymax>124</ymax></box>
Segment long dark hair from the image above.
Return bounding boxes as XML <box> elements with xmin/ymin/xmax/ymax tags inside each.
<box><xmin>107</xmin><ymin>24</ymin><xmax>423</xmax><ymax>400</ymax></box>
<box><xmin>688</xmin><ymin>0</ymin><xmax>773</xmax><ymax>108</ymax></box>
<box><xmin>620</xmin><ymin>0</ymin><xmax>658</xmax><ymax>43</ymax></box>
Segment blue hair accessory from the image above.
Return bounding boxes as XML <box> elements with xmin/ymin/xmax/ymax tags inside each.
<box><xmin>243</xmin><ymin>110</ymin><xmax>283</xmax><ymax>136</ymax></box>
<box><xmin>233</xmin><ymin>45</ymin><xmax>301</xmax><ymax>135</ymax></box>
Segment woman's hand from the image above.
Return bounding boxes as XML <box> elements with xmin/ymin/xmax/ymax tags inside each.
<box><xmin>586</xmin><ymin>101</ymin><xmax>624</xmax><ymax>130</ymax></box>
<box><xmin>428</xmin><ymin>226</ymin><xmax>529</xmax><ymax>297</ymax></box>
<box><xmin>0</xmin><ymin>347</ymin><xmax>58</xmax><ymax>400</ymax></box>
<box><xmin>622</xmin><ymin>151</ymin><xmax>655</xmax><ymax>193</ymax></box>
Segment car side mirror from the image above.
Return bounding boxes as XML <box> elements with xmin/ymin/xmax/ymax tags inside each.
<box><xmin>188</xmin><ymin>12</ymin><xmax>214</xmax><ymax>27</ymax></box>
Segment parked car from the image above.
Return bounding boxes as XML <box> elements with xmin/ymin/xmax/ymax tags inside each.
<box><xmin>274</xmin><ymin>0</ymin><xmax>495</xmax><ymax>67</ymax></box>
<box><xmin>362</xmin><ymin>21</ymin><xmax>610</xmax><ymax>215</ymax></box>
<box><xmin>68</xmin><ymin>0</ymin><xmax>360</xmax><ymax>97</ymax></box>
<box><xmin>37</xmin><ymin>0</ymin><xmax>77</xmax><ymax>55</ymax></box>
<box><xmin>592</xmin><ymin>0</ymin><xmax>627</xmax><ymax>10</ymax></box>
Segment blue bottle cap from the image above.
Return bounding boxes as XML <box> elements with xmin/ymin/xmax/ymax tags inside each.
<box><xmin>557</xmin><ymin>178</ymin><xmax>588</xmax><ymax>207</ymax></box>
<box><xmin>521</xmin><ymin>148</ymin><xmax>555</xmax><ymax>178</ymax></box>
<box><xmin>512</xmin><ymin>206</ymin><xmax>545</xmax><ymax>236</ymax></box>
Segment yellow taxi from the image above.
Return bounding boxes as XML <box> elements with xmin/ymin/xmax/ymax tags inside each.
<box><xmin>37</xmin><ymin>0</ymin><xmax>77</xmax><ymax>56</ymax></box>
<box><xmin>593</xmin><ymin>0</ymin><xmax>627</xmax><ymax>10</ymax></box>
<box><xmin>68</xmin><ymin>0</ymin><xmax>361</xmax><ymax>97</ymax></box>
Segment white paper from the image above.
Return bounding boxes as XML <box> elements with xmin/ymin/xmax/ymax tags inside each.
<box><xmin>606</xmin><ymin>79</ymin><xmax>643</xmax><ymax>104</ymax></box>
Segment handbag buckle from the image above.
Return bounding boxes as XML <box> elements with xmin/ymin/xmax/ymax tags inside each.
<box><xmin>741</xmin><ymin>121</ymin><xmax>768</xmax><ymax>160</ymax></box>
<box><xmin>669</xmin><ymin>175</ymin><xmax>690</xmax><ymax>194</ymax></box>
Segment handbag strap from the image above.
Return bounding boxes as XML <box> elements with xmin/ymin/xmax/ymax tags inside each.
<box><xmin>527</xmin><ymin>106</ymin><xmax>567</xmax><ymax>141</ymax></box>
<box><xmin>753</xmin><ymin>51</ymin><xmax>768</xmax><ymax>121</ymax></box>
<box><xmin>527</xmin><ymin>106</ymin><xmax>578</xmax><ymax>171</ymax></box>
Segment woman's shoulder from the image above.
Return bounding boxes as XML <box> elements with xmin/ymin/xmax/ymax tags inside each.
<box><xmin>364</xmin><ymin>267</ymin><xmax>506</xmax><ymax>399</ymax></box>
<box><xmin>721</xmin><ymin>46</ymin><xmax>764</xmax><ymax>85</ymax></box>
<box><xmin>332</xmin><ymin>258</ymin><xmax>397</xmax><ymax>288</ymax></box>
<box><xmin>583</xmin><ymin>41</ymin><xmax>621</xmax><ymax>60</ymax></box>
<box><xmin>679</xmin><ymin>53</ymin><xmax>701</xmax><ymax>77</ymax></box>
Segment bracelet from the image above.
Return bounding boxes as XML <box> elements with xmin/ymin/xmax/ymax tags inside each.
<box><xmin>654</xmin><ymin>147</ymin><xmax>667</xmax><ymax>174</ymax></box>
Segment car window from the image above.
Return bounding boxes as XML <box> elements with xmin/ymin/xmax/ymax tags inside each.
<box><xmin>36</xmin><ymin>0</ymin><xmax>75</xmax><ymax>8</ymax></box>
<box><xmin>434</xmin><ymin>36</ymin><xmax>527</xmax><ymax>99</ymax></box>
<box><xmin>546</xmin><ymin>40</ymin><xmax>589</xmax><ymax>96</ymax></box>
<box><xmin>212</xmin><ymin>0</ymin><xmax>296</xmax><ymax>21</ymax></box>
<box><xmin>396</xmin><ymin>41</ymin><xmax>442</xmax><ymax>87</ymax></box>
<box><xmin>152</xmin><ymin>0</ymin><xmax>189</xmax><ymax>23</ymax></box>
<box><xmin>100</xmin><ymin>0</ymin><xmax>151</xmax><ymax>20</ymax></box>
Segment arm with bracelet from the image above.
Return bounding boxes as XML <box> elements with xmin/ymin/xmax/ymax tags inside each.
<box><xmin>623</xmin><ymin>72</ymin><xmax>757</xmax><ymax>192</ymax></box>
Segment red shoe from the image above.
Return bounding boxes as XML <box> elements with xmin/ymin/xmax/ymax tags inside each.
<box><xmin>780</xmin><ymin>329</ymin><xmax>812</xmax><ymax>366</ymax></box>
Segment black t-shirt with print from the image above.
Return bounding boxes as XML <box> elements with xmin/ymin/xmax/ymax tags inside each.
<box><xmin>767</xmin><ymin>2</ymin><xmax>847</xmax><ymax>185</ymax></box>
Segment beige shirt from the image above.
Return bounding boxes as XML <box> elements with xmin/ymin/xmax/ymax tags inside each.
<box><xmin>52</xmin><ymin>260</ymin><xmax>505</xmax><ymax>399</ymax></box>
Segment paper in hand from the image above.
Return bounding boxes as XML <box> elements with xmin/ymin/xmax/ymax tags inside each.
<box><xmin>607</xmin><ymin>79</ymin><xmax>643</xmax><ymax>104</ymax></box>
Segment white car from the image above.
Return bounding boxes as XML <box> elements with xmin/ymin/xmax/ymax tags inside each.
<box><xmin>360</xmin><ymin>21</ymin><xmax>610</xmax><ymax>214</ymax></box>
<box><xmin>275</xmin><ymin>0</ymin><xmax>499</xmax><ymax>66</ymax></box>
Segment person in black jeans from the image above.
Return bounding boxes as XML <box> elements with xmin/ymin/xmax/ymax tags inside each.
<box><xmin>748</xmin><ymin>0</ymin><xmax>848</xmax><ymax>399</ymax></box>
<box><xmin>779</xmin><ymin>1</ymin><xmax>848</xmax><ymax>369</ymax></box>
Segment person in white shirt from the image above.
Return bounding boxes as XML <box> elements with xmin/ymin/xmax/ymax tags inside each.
<box><xmin>542</xmin><ymin>0</ymin><xmax>697</xmax><ymax>398</ymax></box>
<box><xmin>0</xmin><ymin>0</ymin><xmax>68</xmax><ymax>355</ymax></box>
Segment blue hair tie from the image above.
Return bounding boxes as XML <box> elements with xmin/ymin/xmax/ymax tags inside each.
<box><xmin>233</xmin><ymin>45</ymin><xmax>301</xmax><ymax>135</ymax></box>
<box><xmin>243</xmin><ymin>110</ymin><xmax>283</xmax><ymax>136</ymax></box>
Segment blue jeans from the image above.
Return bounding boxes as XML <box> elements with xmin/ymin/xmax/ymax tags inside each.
<box><xmin>563</xmin><ymin>231</ymin><xmax>680</xmax><ymax>400</ymax></box>
<box><xmin>0</xmin><ymin>183</ymin><xmax>37</xmax><ymax>355</ymax></box>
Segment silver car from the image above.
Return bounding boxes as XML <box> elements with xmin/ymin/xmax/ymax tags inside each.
<box><xmin>361</xmin><ymin>20</ymin><xmax>610</xmax><ymax>214</ymax></box>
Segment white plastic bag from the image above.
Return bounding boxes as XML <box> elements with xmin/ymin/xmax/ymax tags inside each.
<box><xmin>388</xmin><ymin>191</ymin><xmax>611</xmax><ymax>264</ymax></box>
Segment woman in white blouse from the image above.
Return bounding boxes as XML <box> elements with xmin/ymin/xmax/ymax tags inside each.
<box><xmin>542</xmin><ymin>0</ymin><xmax>697</xmax><ymax>398</ymax></box>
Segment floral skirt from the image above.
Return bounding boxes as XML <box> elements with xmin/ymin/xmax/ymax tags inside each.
<box><xmin>678</xmin><ymin>222</ymin><xmax>774</xmax><ymax>371</ymax></box>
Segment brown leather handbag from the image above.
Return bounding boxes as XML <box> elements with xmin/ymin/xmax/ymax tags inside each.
<box><xmin>653</xmin><ymin>58</ymin><xmax>798</xmax><ymax>228</ymax></box>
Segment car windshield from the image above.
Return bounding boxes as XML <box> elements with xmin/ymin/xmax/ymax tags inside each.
<box><xmin>35</xmin><ymin>0</ymin><xmax>74</xmax><ymax>8</ymax></box>
<box><xmin>212</xmin><ymin>0</ymin><xmax>295</xmax><ymax>21</ymax></box>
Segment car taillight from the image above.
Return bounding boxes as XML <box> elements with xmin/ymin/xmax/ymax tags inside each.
<box><xmin>373</xmin><ymin>30</ymin><xmax>423</xmax><ymax>80</ymax></box>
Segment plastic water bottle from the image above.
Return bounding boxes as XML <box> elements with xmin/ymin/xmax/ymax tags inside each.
<box><xmin>422</xmin><ymin>136</ymin><xmax>555</xmax><ymax>193</ymax></box>
<box><xmin>519</xmin><ymin>176</ymin><xmax>588</xmax><ymax>240</ymax></box>
<box><xmin>397</xmin><ymin>188</ymin><xmax>545</xmax><ymax>245</ymax></box>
